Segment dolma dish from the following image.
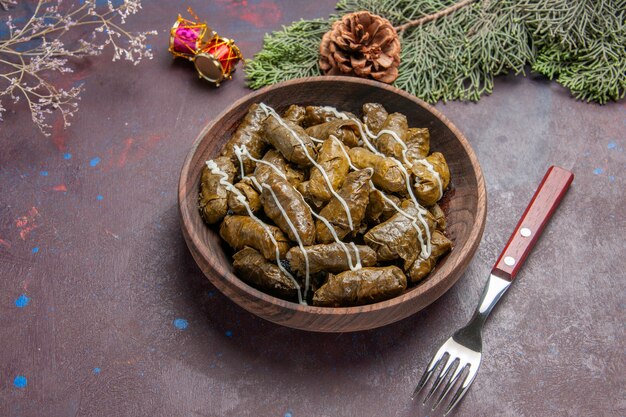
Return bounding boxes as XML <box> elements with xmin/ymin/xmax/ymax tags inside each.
<box><xmin>199</xmin><ymin>101</ymin><xmax>453</xmax><ymax>307</ymax></box>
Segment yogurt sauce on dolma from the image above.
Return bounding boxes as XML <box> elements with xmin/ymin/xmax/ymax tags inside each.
<box><xmin>332</xmin><ymin>136</ymin><xmax>432</xmax><ymax>258</ymax></box>
<box><xmin>321</xmin><ymin>107</ymin><xmax>434</xmax><ymax>258</ymax></box>
<box><xmin>261</xmin><ymin>184</ymin><xmax>313</xmax><ymax>299</ymax></box>
<box><xmin>206</xmin><ymin>159</ymin><xmax>305</xmax><ymax>305</ymax></box>
<box><xmin>234</xmin><ymin>144</ymin><xmax>363</xmax><ymax>272</ymax></box>
<box><xmin>259</xmin><ymin>103</ymin><xmax>355</xmax><ymax>231</ymax></box>
<box><xmin>319</xmin><ymin>106</ymin><xmax>443</xmax><ymax>193</ymax></box>
<box><xmin>213</xmin><ymin>104</ymin><xmax>445</xmax><ymax>303</ymax></box>
<box><xmin>231</xmin><ymin>144</ymin><xmax>363</xmax><ymax>303</ymax></box>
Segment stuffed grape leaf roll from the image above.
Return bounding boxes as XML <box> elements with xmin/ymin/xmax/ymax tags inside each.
<box><xmin>198</xmin><ymin>156</ymin><xmax>236</xmax><ymax>225</ymax></box>
<box><xmin>262</xmin><ymin>114</ymin><xmax>317</xmax><ymax>167</ymax></box>
<box><xmin>253</xmin><ymin>149</ymin><xmax>305</xmax><ymax>187</ymax></box>
<box><xmin>410</xmin><ymin>152</ymin><xmax>451</xmax><ymax>206</ymax></box>
<box><xmin>315</xmin><ymin>169</ymin><xmax>372</xmax><ymax>243</ymax></box>
<box><xmin>405</xmin><ymin>128</ymin><xmax>430</xmax><ymax>163</ymax></box>
<box><xmin>261</xmin><ymin>178</ymin><xmax>316</xmax><ymax>245</ymax></box>
<box><xmin>365</xmin><ymin>189</ymin><xmax>402</xmax><ymax>225</ymax></box>
<box><xmin>312</xmin><ymin>266</ymin><xmax>407</xmax><ymax>307</ymax></box>
<box><xmin>348</xmin><ymin>147</ymin><xmax>406</xmax><ymax>193</ymax></box>
<box><xmin>305</xmin><ymin>119</ymin><xmax>360</xmax><ymax>148</ymax></box>
<box><xmin>364</xmin><ymin>200</ymin><xmax>436</xmax><ymax>268</ymax></box>
<box><xmin>220</xmin><ymin>215</ymin><xmax>291</xmax><ymax>260</ymax></box>
<box><xmin>407</xmin><ymin>230</ymin><xmax>452</xmax><ymax>283</ymax></box>
<box><xmin>233</xmin><ymin>247</ymin><xmax>298</xmax><ymax>299</ymax></box>
<box><xmin>227</xmin><ymin>179</ymin><xmax>262</xmax><ymax>215</ymax></box>
<box><xmin>375</xmin><ymin>112</ymin><xmax>409</xmax><ymax>159</ymax></box>
<box><xmin>286</xmin><ymin>243</ymin><xmax>377</xmax><ymax>276</ymax></box>
<box><xmin>303</xmin><ymin>106</ymin><xmax>355</xmax><ymax>127</ymax></box>
<box><xmin>429</xmin><ymin>203</ymin><xmax>446</xmax><ymax>231</ymax></box>
<box><xmin>283</xmin><ymin>104</ymin><xmax>306</xmax><ymax>125</ymax></box>
<box><xmin>220</xmin><ymin>103</ymin><xmax>268</xmax><ymax>174</ymax></box>
<box><xmin>298</xmin><ymin>137</ymin><xmax>350</xmax><ymax>207</ymax></box>
<box><xmin>362</xmin><ymin>103</ymin><xmax>388</xmax><ymax>135</ymax></box>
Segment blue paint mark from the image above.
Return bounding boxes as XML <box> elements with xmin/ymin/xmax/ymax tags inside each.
<box><xmin>13</xmin><ymin>375</ymin><xmax>27</xmax><ymax>388</ymax></box>
<box><xmin>609</xmin><ymin>176</ymin><xmax>615</xmax><ymax>182</ymax></box>
<box><xmin>89</xmin><ymin>157</ymin><xmax>101</xmax><ymax>167</ymax></box>
<box><xmin>32</xmin><ymin>247</ymin><xmax>39</xmax><ymax>253</ymax></box>
<box><xmin>593</xmin><ymin>168</ymin><xmax>603</xmax><ymax>175</ymax></box>
<box><xmin>15</xmin><ymin>294</ymin><xmax>30</xmax><ymax>308</ymax></box>
<box><xmin>173</xmin><ymin>318</ymin><xmax>188</xmax><ymax>330</ymax></box>
<box><xmin>285</xmin><ymin>412</ymin><xmax>293</xmax><ymax>417</ymax></box>
<box><xmin>225</xmin><ymin>330</ymin><xmax>233</xmax><ymax>337</ymax></box>
<box><xmin>146</xmin><ymin>44</ymin><xmax>152</xmax><ymax>50</ymax></box>
<box><xmin>93</xmin><ymin>367</ymin><xmax>101</xmax><ymax>375</ymax></box>
<box><xmin>608</xmin><ymin>141</ymin><xmax>617</xmax><ymax>150</ymax></box>
<box><xmin>96</xmin><ymin>195</ymin><xmax>104</xmax><ymax>201</ymax></box>
<box><xmin>63</xmin><ymin>153</ymin><xmax>72</xmax><ymax>160</ymax></box>
<box><xmin>40</xmin><ymin>171</ymin><xmax>48</xmax><ymax>176</ymax></box>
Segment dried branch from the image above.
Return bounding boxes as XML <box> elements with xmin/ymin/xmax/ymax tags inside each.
<box><xmin>0</xmin><ymin>0</ymin><xmax>157</xmax><ymax>135</ymax></box>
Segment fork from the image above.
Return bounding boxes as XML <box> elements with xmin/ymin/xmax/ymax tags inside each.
<box><xmin>413</xmin><ymin>166</ymin><xmax>574</xmax><ymax>415</ymax></box>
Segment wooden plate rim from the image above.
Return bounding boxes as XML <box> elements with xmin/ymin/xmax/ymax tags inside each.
<box><xmin>178</xmin><ymin>76</ymin><xmax>486</xmax><ymax>319</ymax></box>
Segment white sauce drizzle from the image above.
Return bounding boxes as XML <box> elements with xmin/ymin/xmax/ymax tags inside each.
<box><xmin>235</xmin><ymin>144</ymin><xmax>288</xmax><ymax>181</ymax></box>
<box><xmin>232</xmin><ymin>141</ymin><xmax>361</xmax><ymax>302</ymax></box>
<box><xmin>259</xmin><ymin>103</ymin><xmax>354</xmax><ymax>231</ymax></box>
<box><xmin>216</xmin><ymin>104</ymin><xmax>446</xmax><ymax>303</ymax></box>
<box><xmin>327</xmin><ymin>113</ymin><xmax>433</xmax><ymax>258</ymax></box>
<box><xmin>206</xmin><ymin>160</ymin><xmax>305</xmax><ymax>305</ymax></box>
<box><xmin>413</xmin><ymin>158</ymin><xmax>443</xmax><ymax>198</ymax></box>
<box><xmin>325</xmin><ymin>106</ymin><xmax>442</xmax><ymax>201</ymax></box>
<box><xmin>309</xmin><ymin>210</ymin><xmax>361</xmax><ymax>271</ymax></box>
<box><xmin>262</xmin><ymin>183</ymin><xmax>312</xmax><ymax>300</ymax></box>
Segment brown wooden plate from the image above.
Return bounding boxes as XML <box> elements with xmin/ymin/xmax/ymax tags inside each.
<box><xmin>178</xmin><ymin>76</ymin><xmax>486</xmax><ymax>332</ymax></box>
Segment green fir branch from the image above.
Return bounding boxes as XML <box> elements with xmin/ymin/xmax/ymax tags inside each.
<box><xmin>244</xmin><ymin>18</ymin><xmax>334</xmax><ymax>89</ymax></box>
<box><xmin>245</xmin><ymin>0</ymin><xmax>626</xmax><ymax>104</ymax></box>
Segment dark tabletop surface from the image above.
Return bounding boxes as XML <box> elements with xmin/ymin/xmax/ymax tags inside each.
<box><xmin>1</xmin><ymin>1</ymin><xmax>625</xmax><ymax>416</ymax></box>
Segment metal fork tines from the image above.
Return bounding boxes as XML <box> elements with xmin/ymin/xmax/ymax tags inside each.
<box><xmin>412</xmin><ymin>273</ymin><xmax>511</xmax><ymax>415</ymax></box>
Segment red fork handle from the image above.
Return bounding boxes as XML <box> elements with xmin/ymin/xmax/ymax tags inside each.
<box><xmin>493</xmin><ymin>166</ymin><xmax>574</xmax><ymax>281</ymax></box>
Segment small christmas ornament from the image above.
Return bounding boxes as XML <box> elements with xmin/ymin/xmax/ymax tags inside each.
<box><xmin>194</xmin><ymin>37</ymin><xmax>243</xmax><ymax>86</ymax></box>
<box><xmin>319</xmin><ymin>11</ymin><xmax>401</xmax><ymax>84</ymax></box>
<box><xmin>169</xmin><ymin>13</ymin><xmax>215</xmax><ymax>60</ymax></box>
<box><xmin>168</xmin><ymin>9</ymin><xmax>242</xmax><ymax>86</ymax></box>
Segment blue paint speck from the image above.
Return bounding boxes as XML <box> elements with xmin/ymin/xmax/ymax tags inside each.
<box><xmin>225</xmin><ymin>330</ymin><xmax>233</xmax><ymax>337</ymax></box>
<box><xmin>15</xmin><ymin>294</ymin><xmax>30</xmax><ymax>308</ymax></box>
<box><xmin>607</xmin><ymin>142</ymin><xmax>617</xmax><ymax>150</ymax></box>
<box><xmin>285</xmin><ymin>412</ymin><xmax>293</xmax><ymax>417</ymax></box>
<box><xmin>13</xmin><ymin>375</ymin><xmax>27</xmax><ymax>388</ymax></box>
<box><xmin>89</xmin><ymin>157</ymin><xmax>101</xmax><ymax>167</ymax></box>
<box><xmin>609</xmin><ymin>176</ymin><xmax>615</xmax><ymax>182</ymax></box>
<box><xmin>593</xmin><ymin>168</ymin><xmax>603</xmax><ymax>175</ymax></box>
<box><xmin>40</xmin><ymin>171</ymin><xmax>48</xmax><ymax>176</ymax></box>
<box><xmin>32</xmin><ymin>247</ymin><xmax>39</xmax><ymax>253</ymax></box>
<box><xmin>93</xmin><ymin>367</ymin><xmax>101</xmax><ymax>375</ymax></box>
<box><xmin>63</xmin><ymin>153</ymin><xmax>72</xmax><ymax>160</ymax></box>
<box><xmin>173</xmin><ymin>318</ymin><xmax>188</xmax><ymax>330</ymax></box>
<box><xmin>96</xmin><ymin>195</ymin><xmax>104</xmax><ymax>201</ymax></box>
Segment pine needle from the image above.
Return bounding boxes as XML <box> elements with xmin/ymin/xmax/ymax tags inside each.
<box><xmin>245</xmin><ymin>0</ymin><xmax>626</xmax><ymax>104</ymax></box>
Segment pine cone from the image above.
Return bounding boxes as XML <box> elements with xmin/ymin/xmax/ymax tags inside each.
<box><xmin>319</xmin><ymin>11</ymin><xmax>401</xmax><ymax>84</ymax></box>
